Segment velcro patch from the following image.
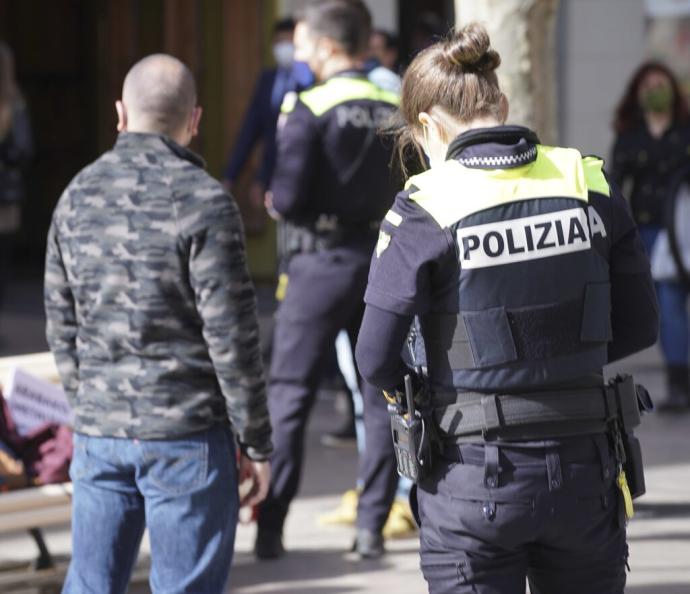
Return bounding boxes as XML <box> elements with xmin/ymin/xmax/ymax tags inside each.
<box><xmin>384</xmin><ymin>210</ymin><xmax>403</xmax><ymax>227</ymax></box>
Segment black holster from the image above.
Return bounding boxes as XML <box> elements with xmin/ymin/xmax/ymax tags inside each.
<box><xmin>608</xmin><ymin>375</ymin><xmax>654</xmax><ymax>499</ymax></box>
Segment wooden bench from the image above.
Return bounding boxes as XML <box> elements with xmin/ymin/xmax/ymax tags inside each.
<box><xmin>0</xmin><ymin>352</ymin><xmax>151</xmax><ymax>590</ymax></box>
<box><xmin>0</xmin><ymin>352</ymin><xmax>71</xmax><ymax>570</ymax></box>
<box><xmin>0</xmin><ymin>483</ymin><xmax>72</xmax><ymax>534</ymax></box>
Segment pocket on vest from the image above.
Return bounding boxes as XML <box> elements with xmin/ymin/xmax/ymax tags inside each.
<box><xmin>463</xmin><ymin>307</ymin><xmax>518</xmax><ymax>368</ymax></box>
<box><xmin>580</xmin><ymin>282</ymin><xmax>612</xmax><ymax>342</ymax></box>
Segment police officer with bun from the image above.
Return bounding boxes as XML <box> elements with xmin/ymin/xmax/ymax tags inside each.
<box><xmin>257</xmin><ymin>0</ymin><xmax>401</xmax><ymax>560</ymax></box>
<box><xmin>355</xmin><ymin>23</ymin><xmax>659</xmax><ymax>594</ymax></box>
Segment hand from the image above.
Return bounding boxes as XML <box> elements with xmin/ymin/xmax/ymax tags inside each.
<box><xmin>238</xmin><ymin>455</ymin><xmax>271</xmax><ymax>508</ymax></box>
<box><xmin>264</xmin><ymin>191</ymin><xmax>281</xmax><ymax>220</ymax></box>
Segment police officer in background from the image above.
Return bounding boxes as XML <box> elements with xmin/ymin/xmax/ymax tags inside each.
<box><xmin>356</xmin><ymin>23</ymin><xmax>659</xmax><ymax>594</ymax></box>
<box><xmin>257</xmin><ymin>0</ymin><xmax>400</xmax><ymax>559</ymax></box>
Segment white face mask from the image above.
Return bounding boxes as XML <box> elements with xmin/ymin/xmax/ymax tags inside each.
<box><xmin>273</xmin><ymin>41</ymin><xmax>295</xmax><ymax>69</ymax></box>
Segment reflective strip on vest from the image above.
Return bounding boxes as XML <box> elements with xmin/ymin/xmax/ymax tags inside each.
<box><xmin>582</xmin><ymin>155</ymin><xmax>611</xmax><ymax>197</ymax></box>
<box><xmin>405</xmin><ymin>145</ymin><xmax>610</xmax><ymax>229</ymax></box>
<box><xmin>457</xmin><ymin>208</ymin><xmax>592</xmax><ymax>269</ymax></box>
<box><xmin>286</xmin><ymin>77</ymin><xmax>399</xmax><ymax>117</ymax></box>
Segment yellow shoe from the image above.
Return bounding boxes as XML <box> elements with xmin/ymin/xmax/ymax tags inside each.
<box><xmin>318</xmin><ymin>488</ymin><xmax>359</xmax><ymax>526</ymax></box>
<box><xmin>382</xmin><ymin>498</ymin><xmax>417</xmax><ymax>539</ymax></box>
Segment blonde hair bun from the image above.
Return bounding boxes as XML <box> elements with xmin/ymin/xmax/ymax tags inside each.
<box><xmin>442</xmin><ymin>22</ymin><xmax>501</xmax><ymax>73</ymax></box>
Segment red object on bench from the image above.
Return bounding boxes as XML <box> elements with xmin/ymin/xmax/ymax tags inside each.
<box><xmin>0</xmin><ymin>390</ymin><xmax>72</xmax><ymax>488</ymax></box>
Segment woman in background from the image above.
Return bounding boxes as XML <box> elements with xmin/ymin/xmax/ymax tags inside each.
<box><xmin>0</xmin><ymin>41</ymin><xmax>33</xmax><ymax>319</ymax></box>
<box><xmin>611</xmin><ymin>62</ymin><xmax>690</xmax><ymax>410</ymax></box>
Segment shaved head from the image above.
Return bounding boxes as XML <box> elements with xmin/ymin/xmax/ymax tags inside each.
<box><xmin>122</xmin><ymin>54</ymin><xmax>196</xmax><ymax>137</ymax></box>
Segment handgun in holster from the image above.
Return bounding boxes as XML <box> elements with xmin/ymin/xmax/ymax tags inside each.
<box><xmin>608</xmin><ymin>374</ymin><xmax>654</xmax><ymax>499</ymax></box>
<box><xmin>388</xmin><ymin>374</ymin><xmax>435</xmax><ymax>483</ymax></box>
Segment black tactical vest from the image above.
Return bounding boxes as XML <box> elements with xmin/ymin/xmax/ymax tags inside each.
<box><xmin>406</xmin><ymin>141</ymin><xmax>613</xmax><ymax>394</ymax></box>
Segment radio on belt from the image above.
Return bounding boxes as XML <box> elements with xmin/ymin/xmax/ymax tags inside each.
<box><xmin>388</xmin><ymin>374</ymin><xmax>432</xmax><ymax>483</ymax></box>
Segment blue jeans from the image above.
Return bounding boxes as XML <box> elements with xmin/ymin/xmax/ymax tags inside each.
<box><xmin>63</xmin><ymin>425</ymin><xmax>239</xmax><ymax>594</ymax></box>
<box><xmin>658</xmin><ymin>281</ymin><xmax>690</xmax><ymax>366</ymax></box>
<box><xmin>636</xmin><ymin>225</ymin><xmax>689</xmax><ymax>365</ymax></box>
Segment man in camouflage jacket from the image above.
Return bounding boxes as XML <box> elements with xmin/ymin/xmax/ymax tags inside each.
<box><xmin>45</xmin><ymin>54</ymin><xmax>272</xmax><ymax>594</ymax></box>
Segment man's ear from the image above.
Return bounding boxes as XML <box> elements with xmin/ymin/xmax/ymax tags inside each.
<box><xmin>116</xmin><ymin>100</ymin><xmax>127</xmax><ymax>132</ymax></box>
<box><xmin>189</xmin><ymin>106</ymin><xmax>203</xmax><ymax>138</ymax></box>
<box><xmin>316</xmin><ymin>36</ymin><xmax>334</xmax><ymax>62</ymax></box>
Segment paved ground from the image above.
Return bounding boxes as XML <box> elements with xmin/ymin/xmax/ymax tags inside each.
<box><xmin>0</xmin><ymin>276</ymin><xmax>689</xmax><ymax>593</ymax></box>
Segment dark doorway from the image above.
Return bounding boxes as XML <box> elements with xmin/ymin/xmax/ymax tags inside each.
<box><xmin>0</xmin><ymin>0</ymin><xmax>100</xmax><ymax>272</ymax></box>
<box><xmin>398</xmin><ymin>0</ymin><xmax>455</xmax><ymax>66</ymax></box>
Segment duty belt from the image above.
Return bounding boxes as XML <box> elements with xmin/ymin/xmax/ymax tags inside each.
<box><xmin>433</xmin><ymin>376</ymin><xmax>650</xmax><ymax>441</ymax></box>
<box><xmin>280</xmin><ymin>216</ymin><xmax>380</xmax><ymax>257</ymax></box>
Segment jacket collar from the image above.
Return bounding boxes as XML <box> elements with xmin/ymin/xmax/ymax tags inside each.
<box><xmin>325</xmin><ymin>68</ymin><xmax>367</xmax><ymax>82</ymax></box>
<box><xmin>114</xmin><ymin>132</ymin><xmax>206</xmax><ymax>169</ymax></box>
<box><xmin>446</xmin><ymin>125</ymin><xmax>540</xmax><ymax>170</ymax></box>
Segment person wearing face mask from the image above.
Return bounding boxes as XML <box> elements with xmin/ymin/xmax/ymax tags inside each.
<box><xmin>223</xmin><ymin>18</ymin><xmax>313</xmax><ymax>232</ymax></box>
<box><xmin>257</xmin><ymin>0</ymin><xmax>401</xmax><ymax>561</ymax></box>
<box><xmin>612</xmin><ymin>62</ymin><xmax>690</xmax><ymax>410</ymax></box>
<box><xmin>355</xmin><ymin>23</ymin><xmax>658</xmax><ymax>594</ymax></box>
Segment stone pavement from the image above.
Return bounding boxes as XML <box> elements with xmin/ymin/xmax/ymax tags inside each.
<box><xmin>193</xmin><ymin>345</ymin><xmax>690</xmax><ymax>594</ymax></box>
<box><xmin>0</xmin><ymin>277</ymin><xmax>689</xmax><ymax>593</ymax></box>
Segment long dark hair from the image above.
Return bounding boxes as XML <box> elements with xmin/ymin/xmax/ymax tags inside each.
<box><xmin>613</xmin><ymin>61</ymin><xmax>689</xmax><ymax>134</ymax></box>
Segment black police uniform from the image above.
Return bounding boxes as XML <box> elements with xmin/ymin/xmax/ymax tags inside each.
<box><xmin>258</xmin><ymin>71</ymin><xmax>401</xmax><ymax>544</ymax></box>
<box><xmin>355</xmin><ymin>126</ymin><xmax>659</xmax><ymax>593</ymax></box>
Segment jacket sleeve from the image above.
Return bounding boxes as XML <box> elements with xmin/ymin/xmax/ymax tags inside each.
<box><xmin>44</xmin><ymin>208</ymin><xmax>79</xmax><ymax>402</ymax></box>
<box><xmin>258</xmin><ymin>131</ymin><xmax>277</xmax><ymax>188</ymax></box>
<box><xmin>606</xmin><ymin>185</ymin><xmax>659</xmax><ymax>362</ymax></box>
<box><xmin>187</xmin><ymin>189</ymin><xmax>272</xmax><ymax>460</ymax></box>
<box><xmin>224</xmin><ymin>71</ymin><xmax>270</xmax><ymax>183</ymax></box>
<box><xmin>357</xmin><ymin>192</ymin><xmax>453</xmax><ymax>391</ymax></box>
<box><xmin>356</xmin><ymin>305</ymin><xmax>412</xmax><ymax>392</ymax></box>
<box><xmin>364</xmin><ymin>190</ymin><xmax>455</xmax><ymax>315</ymax></box>
<box><xmin>270</xmin><ymin>101</ymin><xmax>318</xmax><ymax>217</ymax></box>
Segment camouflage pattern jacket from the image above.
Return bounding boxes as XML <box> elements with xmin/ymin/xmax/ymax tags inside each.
<box><xmin>44</xmin><ymin>132</ymin><xmax>272</xmax><ymax>459</ymax></box>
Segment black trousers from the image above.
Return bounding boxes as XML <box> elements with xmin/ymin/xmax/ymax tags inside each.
<box><xmin>258</xmin><ymin>248</ymin><xmax>399</xmax><ymax>534</ymax></box>
<box><xmin>417</xmin><ymin>434</ymin><xmax>627</xmax><ymax>594</ymax></box>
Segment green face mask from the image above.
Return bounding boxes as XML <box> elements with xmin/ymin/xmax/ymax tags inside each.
<box><xmin>641</xmin><ymin>86</ymin><xmax>673</xmax><ymax>114</ymax></box>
